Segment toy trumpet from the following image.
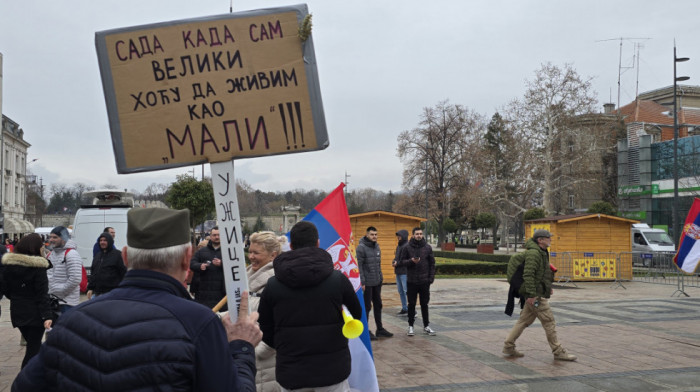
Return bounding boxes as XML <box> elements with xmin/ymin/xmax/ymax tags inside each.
<box><xmin>341</xmin><ymin>305</ymin><xmax>364</xmax><ymax>339</ymax></box>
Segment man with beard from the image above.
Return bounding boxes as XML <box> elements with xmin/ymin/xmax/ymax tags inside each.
<box><xmin>87</xmin><ymin>232</ymin><xmax>126</xmax><ymax>299</ymax></box>
<box><xmin>356</xmin><ymin>226</ymin><xmax>393</xmax><ymax>339</ymax></box>
<box><xmin>397</xmin><ymin>227</ymin><xmax>436</xmax><ymax>336</ymax></box>
<box><xmin>190</xmin><ymin>226</ymin><xmax>225</xmax><ymax>309</ymax></box>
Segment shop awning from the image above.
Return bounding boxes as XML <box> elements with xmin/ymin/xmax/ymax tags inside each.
<box><xmin>4</xmin><ymin>217</ymin><xmax>35</xmax><ymax>233</ymax></box>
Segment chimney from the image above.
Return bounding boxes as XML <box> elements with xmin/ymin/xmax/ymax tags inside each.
<box><xmin>603</xmin><ymin>103</ymin><xmax>615</xmax><ymax>114</ymax></box>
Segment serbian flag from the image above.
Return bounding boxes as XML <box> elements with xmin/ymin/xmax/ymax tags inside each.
<box><xmin>302</xmin><ymin>183</ymin><xmax>379</xmax><ymax>392</ymax></box>
<box><xmin>674</xmin><ymin>198</ymin><xmax>700</xmax><ymax>274</ymax></box>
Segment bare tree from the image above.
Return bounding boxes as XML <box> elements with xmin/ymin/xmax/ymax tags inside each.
<box><xmin>507</xmin><ymin>63</ymin><xmax>599</xmax><ymax>214</ymax></box>
<box><xmin>397</xmin><ymin>100</ymin><xmax>484</xmax><ymax>243</ymax></box>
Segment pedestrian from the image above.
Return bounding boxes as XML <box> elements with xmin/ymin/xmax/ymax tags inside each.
<box><xmin>189</xmin><ymin>226</ymin><xmax>226</xmax><ymax>309</ymax></box>
<box><xmin>46</xmin><ymin>226</ymin><xmax>82</xmax><ymax>315</ymax></box>
<box><xmin>0</xmin><ymin>234</ymin><xmax>52</xmax><ymax>368</ymax></box>
<box><xmin>502</xmin><ymin>229</ymin><xmax>577</xmax><ymax>361</ymax></box>
<box><xmin>5</xmin><ymin>238</ymin><xmax>15</xmax><ymax>253</ymax></box>
<box><xmin>397</xmin><ymin>227</ymin><xmax>437</xmax><ymax>336</ymax></box>
<box><xmin>258</xmin><ymin>221</ymin><xmax>363</xmax><ymax>391</ymax></box>
<box><xmin>92</xmin><ymin>226</ymin><xmax>117</xmax><ymax>257</ymax></box>
<box><xmin>12</xmin><ymin>207</ymin><xmax>262</xmax><ymax>390</ymax></box>
<box><xmin>392</xmin><ymin>230</ymin><xmax>409</xmax><ymax>316</ymax></box>
<box><xmin>247</xmin><ymin>231</ymin><xmax>283</xmax><ymax>392</ymax></box>
<box><xmin>356</xmin><ymin>226</ymin><xmax>393</xmax><ymax>340</ymax></box>
<box><xmin>86</xmin><ymin>232</ymin><xmax>126</xmax><ymax>299</ymax></box>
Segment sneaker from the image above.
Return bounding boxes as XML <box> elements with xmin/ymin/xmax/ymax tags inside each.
<box><xmin>376</xmin><ymin>328</ymin><xmax>394</xmax><ymax>338</ymax></box>
<box><xmin>397</xmin><ymin>309</ymin><xmax>408</xmax><ymax>315</ymax></box>
<box><xmin>553</xmin><ymin>349</ymin><xmax>577</xmax><ymax>361</ymax></box>
<box><xmin>407</xmin><ymin>326</ymin><xmax>415</xmax><ymax>336</ymax></box>
<box><xmin>502</xmin><ymin>347</ymin><xmax>524</xmax><ymax>357</ymax></box>
<box><xmin>423</xmin><ymin>326</ymin><xmax>436</xmax><ymax>336</ymax></box>
<box><xmin>369</xmin><ymin>331</ymin><xmax>378</xmax><ymax>341</ymax></box>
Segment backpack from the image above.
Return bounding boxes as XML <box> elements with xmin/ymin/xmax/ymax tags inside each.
<box><xmin>58</xmin><ymin>249</ymin><xmax>88</xmax><ymax>294</ymax></box>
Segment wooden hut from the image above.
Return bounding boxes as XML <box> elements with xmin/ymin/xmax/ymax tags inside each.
<box><xmin>349</xmin><ymin>211</ymin><xmax>426</xmax><ymax>281</ymax></box>
<box><xmin>524</xmin><ymin>214</ymin><xmax>638</xmax><ymax>281</ymax></box>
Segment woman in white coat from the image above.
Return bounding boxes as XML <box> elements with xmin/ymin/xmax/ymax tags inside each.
<box><xmin>247</xmin><ymin>231</ymin><xmax>283</xmax><ymax>392</ymax></box>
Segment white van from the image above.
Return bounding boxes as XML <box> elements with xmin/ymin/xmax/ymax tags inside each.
<box><xmin>631</xmin><ymin>223</ymin><xmax>675</xmax><ymax>253</ymax></box>
<box><xmin>72</xmin><ymin>190</ymin><xmax>134</xmax><ymax>269</ymax></box>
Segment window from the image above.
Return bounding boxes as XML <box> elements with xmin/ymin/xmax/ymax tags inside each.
<box><xmin>568</xmin><ymin>194</ymin><xmax>575</xmax><ymax>209</ymax></box>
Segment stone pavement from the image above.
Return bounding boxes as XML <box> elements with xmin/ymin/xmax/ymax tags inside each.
<box><xmin>2</xmin><ymin>280</ymin><xmax>700</xmax><ymax>391</ymax></box>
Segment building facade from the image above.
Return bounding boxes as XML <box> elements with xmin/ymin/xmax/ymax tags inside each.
<box><xmin>1</xmin><ymin>114</ymin><xmax>34</xmax><ymax>237</ymax></box>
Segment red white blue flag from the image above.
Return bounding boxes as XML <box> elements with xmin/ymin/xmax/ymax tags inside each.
<box><xmin>302</xmin><ymin>183</ymin><xmax>379</xmax><ymax>392</ymax></box>
<box><xmin>674</xmin><ymin>198</ymin><xmax>700</xmax><ymax>274</ymax></box>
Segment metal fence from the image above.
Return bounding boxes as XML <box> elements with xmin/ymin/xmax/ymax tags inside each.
<box><xmin>552</xmin><ymin>251</ymin><xmax>700</xmax><ymax>297</ymax></box>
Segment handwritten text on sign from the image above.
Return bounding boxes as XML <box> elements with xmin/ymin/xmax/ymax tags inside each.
<box><xmin>211</xmin><ymin>160</ymin><xmax>249</xmax><ymax>321</ymax></box>
<box><xmin>96</xmin><ymin>5</ymin><xmax>328</xmax><ymax>173</ymax></box>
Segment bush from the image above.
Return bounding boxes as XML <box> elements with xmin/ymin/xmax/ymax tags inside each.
<box><xmin>433</xmin><ymin>251</ymin><xmax>510</xmax><ymax>263</ymax></box>
<box><xmin>435</xmin><ymin>263</ymin><xmax>507</xmax><ymax>275</ymax></box>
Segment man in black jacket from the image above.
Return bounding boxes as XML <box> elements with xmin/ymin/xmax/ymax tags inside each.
<box><xmin>190</xmin><ymin>226</ymin><xmax>226</xmax><ymax>309</ymax></box>
<box><xmin>87</xmin><ymin>232</ymin><xmax>126</xmax><ymax>299</ymax></box>
<box><xmin>12</xmin><ymin>208</ymin><xmax>262</xmax><ymax>391</ymax></box>
<box><xmin>258</xmin><ymin>221</ymin><xmax>363</xmax><ymax>391</ymax></box>
<box><xmin>397</xmin><ymin>227</ymin><xmax>437</xmax><ymax>337</ymax></box>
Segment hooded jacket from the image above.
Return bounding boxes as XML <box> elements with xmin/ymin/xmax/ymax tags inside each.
<box><xmin>88</xmin><ymin>233</ymin><xmax>126</xmax><ymax>295</ymax></box>
<box><xmin>356</xmin><ymin>236</ymin><xmax>382</xmax><ymax>286</ymax></box>
<box><xmin>1</xmin><ymin>253</ymin><xmax>52</xmax><ymax>327</ymax></box>
<box><xmin>397</xmin><ymin>237</ymin><xmax>436</xmax><ymax>284</ymax></box>
<box><xmin>258</xmin><ymin>246</ymin><xmax>362</xmax><ymax>390</ymax></box>
<box><xmin>394</xmin><ymin>230</ymin><xmax>409</xmax><ymax>275</ymax></box>
<box><xmin>47</xmin><ymin>239</ymin><xmax>83</xmax><ymax>306</ymax></box>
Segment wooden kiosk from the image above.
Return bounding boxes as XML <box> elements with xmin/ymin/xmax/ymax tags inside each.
<box><xmin>349</xmin><ymin>211</ymin><xmax>426</xmax><ymax>280</ymax></box>
<box><xmin>524</xmin><ymin>214</ymin><xmax>638</xmax><ymax>281</ymax></box>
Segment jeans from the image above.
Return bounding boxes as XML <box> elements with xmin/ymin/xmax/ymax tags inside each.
<box><xmin>395</xmin><ymin>274</ymin><xmax>408</xmax><ymax>311</ymax></box>
<box><xmin>407</xmin><ymin>282</ymin><xmax>431</xmax><ymax>327</ymax></box>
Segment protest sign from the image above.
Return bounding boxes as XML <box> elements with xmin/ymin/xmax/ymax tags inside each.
<box><xmin>96</xmin><ymin>4</ymin><xmax>327</xmax><ymax>173</ymax></box>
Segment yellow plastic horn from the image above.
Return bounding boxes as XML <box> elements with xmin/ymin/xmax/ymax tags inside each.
<box><xmin>341</xmin><ymin>305</ymin><xmax>364</xmax><ymax>339</ymax></box>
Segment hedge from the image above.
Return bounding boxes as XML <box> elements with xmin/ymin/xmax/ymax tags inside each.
<box><xmin>435</xmin><ymin>263</ymin><xmax>507</xmax><ymax>275</ymax></box>
<box><xmin>433</xmin><ymin>251</ymin><xmax>511</xmax><ymax>263</ymax></box>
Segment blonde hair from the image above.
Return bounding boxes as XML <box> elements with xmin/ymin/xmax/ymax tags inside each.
<box><xmin>249</xmin><ymin>231</ymin><xmax>281</xmax><ymax>256</ymax></box>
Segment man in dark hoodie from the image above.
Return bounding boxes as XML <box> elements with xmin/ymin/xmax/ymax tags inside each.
<box><xmin>397</xmin><ymin>227</ymin><xmax>436</xmax><ymax>337</ymax></box>
<box><xmin>87</xmin><ymin>232</ymin><xmax>126</xmax><ymax>299</ymax></box>
<box><xmin>356</xmin><ymin>226</ymin><xmax>393</xmax><ymax>339</ymax></box>
<box><xmin>258</xmin><ymin>221</ymin><xmax>363</xmax><ymax>391</ymax></box>
<box><xmin>392</xmin><ymin>229</ymin><xmax>409</xmax><ymax>315</ymax></box>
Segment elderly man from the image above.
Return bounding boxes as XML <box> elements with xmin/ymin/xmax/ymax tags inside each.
<box><xmin>13</xmin><ymin>208</ymin><xmax>262</xmax><ymax>391</ymax></box>
<box><xmin>503</xmin><ymin>229</ymin><xmax>577</xmax><ymax>361</ymax></box>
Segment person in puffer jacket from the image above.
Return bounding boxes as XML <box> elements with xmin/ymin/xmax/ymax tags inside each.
<box><xmin>87</xmin><ymin>232</ymin><xmax>126</xmax><ymax>298</ymax></box>
<box><xmin>356</xmin><ymin>226</ymin><xmax>393</xmax><ymax>339</ymax></box>
<box><xmin>397</xmin><ymin>227</ymin><xmax>436</xmax><ymax>337</ymax></box>
<box><xmin>46</xmin><ymin>226</ymin><xmax>82</xmax><ymax>313</ymax></box>
<box><xmin>12</xmin><ymin>208</ymin><xmax>262</xmax><ymax>391</ymax></box>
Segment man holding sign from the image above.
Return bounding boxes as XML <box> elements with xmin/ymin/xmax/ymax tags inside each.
<box><xmin>13</xmin><ymin>208</ymin><xmax>262</xmax><ymax>391</ymax></box>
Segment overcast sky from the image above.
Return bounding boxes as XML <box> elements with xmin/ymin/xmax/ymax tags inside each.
<box><xmin>2</xmin><ymin>1</ymin><xmax>700</xmax><ymax>196</ymax></box>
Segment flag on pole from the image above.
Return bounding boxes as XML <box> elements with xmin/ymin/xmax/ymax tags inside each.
<box><xmin>674</xmin><ymin>198</ymin><xmax>700</xmax><ymax>274</ymax></box>
<box><xmin>302</xmin><ymin>183</ymin><xmax>379</xmax><ymax>392</ymax></box>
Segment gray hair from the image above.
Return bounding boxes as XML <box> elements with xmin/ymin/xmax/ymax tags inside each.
<box><xmin>127</xmin><ymin>243</ymin><xmax>191</xmax><ymax>274</ymax></box>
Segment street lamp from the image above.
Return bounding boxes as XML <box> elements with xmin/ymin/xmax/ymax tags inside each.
<box><xmin>672</xmin><ymin>43</ymin><xmax>689</xmax><ymax>243</ymax></box>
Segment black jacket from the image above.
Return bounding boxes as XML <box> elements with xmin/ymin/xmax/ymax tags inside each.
<box><xmin>12</xmin><ymin>269</ymin><xmax>256</xmax><ymax>392</ymax></box>
<box><xmin>189</xmin><ymin>241</ymin><xmax>226</xmax><ymax>310</ymax></box>
<box><xmin>1</xmin><ymin>253</ymin><xmax>52</xmax><ymax>327</ymax></box>
<box><xmin>88</xmin><ymin>233</ymin><xmax>126</xmax><ymax>295</ymax></box>
<box><xmin>394</xmin><ymin>230</ymin><xmax>409</xmax><ymax>275</ymax></box>
<box><xmin>258</xmin><ymin>246</ymin><xmax>362</xmax><ymax>390</ymax></box>
<box><xmin>397</xmin><ymin>238</ymin><xmax>436</xmax><ymax>284</ymax></box>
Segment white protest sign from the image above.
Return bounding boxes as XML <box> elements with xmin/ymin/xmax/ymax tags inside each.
<box><xmin>211</xmin><ymin>160</ymin><xmax>249</xmax><ymax>322</ymax></box>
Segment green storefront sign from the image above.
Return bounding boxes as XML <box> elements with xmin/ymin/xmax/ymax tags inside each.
<box><xmin>619</xmin><ymin>211</ymin><xmax>647</xmax><ymax>220</ymax></box>
<box><xmin>617</xmin><ymin>184</ymin><xmax>658</xmax><ymax>197</ymax></box>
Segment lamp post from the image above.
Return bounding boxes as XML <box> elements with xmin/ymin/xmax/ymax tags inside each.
<box><xmin>672</xmin><ymin>44</ymin><xmax>689</xmax><ymax>243</ymax></box>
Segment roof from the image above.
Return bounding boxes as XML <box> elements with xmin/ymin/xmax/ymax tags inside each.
<box><xmin>616</xmin><ymin>100</ymin><xmax>700</xmax><ymax>126</ymax></box>
<box><xmin>349</xmin><ymin>210</ymin><xmax>426</xmax><ymax>222</ymax></box>
<box><xmin>525</xmin><ymin>213</ymin><xmax>639</xmax><ymax>224</ymax></box>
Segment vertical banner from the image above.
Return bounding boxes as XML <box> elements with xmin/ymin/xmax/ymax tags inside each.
<box><xmin>211</xmin><ymin>160</ymin><xmax>248</xmax><ymax>321</ymax></box>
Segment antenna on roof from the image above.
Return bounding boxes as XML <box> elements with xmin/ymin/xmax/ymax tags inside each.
<box><xmin>596</xmin><ymin>37</ymin><xmax>651</xmax><ymax>109</ymax></box>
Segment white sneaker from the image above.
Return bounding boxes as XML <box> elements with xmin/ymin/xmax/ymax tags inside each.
<box><xmin>407</xmin><ymin>326</ymin><xmax>415</xmax><ymax>336</ymax></box>
<box><xmin>424</xmin><ymin>326</ymin><xmax>436</xmax><ymax>336</ymax></box>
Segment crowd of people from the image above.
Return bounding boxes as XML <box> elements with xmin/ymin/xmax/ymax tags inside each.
<box><xmin>0</xmin><ymin>209</ymin><xmax>577</xmax><ymax>391</ymax></box>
